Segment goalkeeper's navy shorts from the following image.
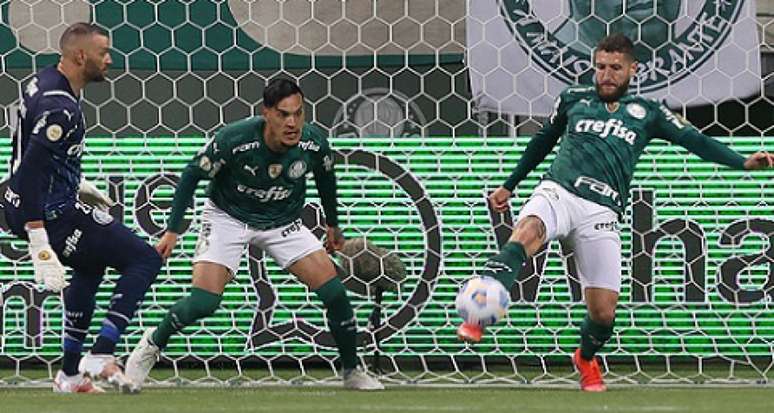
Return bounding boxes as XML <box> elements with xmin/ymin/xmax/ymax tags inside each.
<box><xmin>3</xmin><ymin>200</ymin><xmax>159</xmax><ymax>275</ymax></box>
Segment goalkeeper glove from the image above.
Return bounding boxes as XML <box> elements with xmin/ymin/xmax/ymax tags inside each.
<box><xmin>27</xmin><ymin>227</ymin><xmax>68</xmax><ymax>292</ymax></box>
<box><xmin>78</xmin><ymin>178</ymin><xmax>115</xmax><ymax>210</ymax></box>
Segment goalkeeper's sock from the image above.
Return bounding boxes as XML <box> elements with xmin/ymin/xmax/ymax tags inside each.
<box><xmin>92</xmin><ymin>253</ymin><xmax>162</xmax><ymax>354</ymax></box>
<box><xmin>579</xmin><ymin>314</ymin><xmax>615</xmax><ymax>361</ymax></box>
<box><xmin>481</xmin><ymin>241</ymin><xmax>527</xmax><ymax>290</ymax></box>
<box><xmin>91</xmin><ymin>320</ymin><xmax>120</xmax><ymax>354</ymax></box>
<box><xmin>315</xmin><ymin>277</ymin><xmax>358</xmax><ymax>370</ymax></box>
<box><xmin>62</xmin><ymin>272</ymin><xmax>99</xmax><ymax>373</ymax></box>
<box><xmin>151</xmin><ymin>287</ymin><xmax>223</xmax><ymax>349</ymax></box>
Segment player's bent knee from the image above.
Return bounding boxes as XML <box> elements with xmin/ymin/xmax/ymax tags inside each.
<box><xmin>146</xmin><ymin>247</ymin><xmax>163</xmax><ymax>275</ymax></box>
<box><xmin>120</xmin><ymin>243</ymin><xmax>162</xmax><ymax>287</ymax></box>
<box><xmin>174</xmin><ymin>288</ymin><xmax>223</xmax><ymax>323</ymax></box>
<box><xmin>588</xmin><ymin>308</ymin><xmax>616</xmax><ymax>326</ymax></box>
<box><xmin>315</xmin><ymin>276</ymin><xmax>348</xmax><ymax>307</ymax></box>
<box><xmin>290</xmin><ymin>250</ymin><xmax>337</xmax><ymax>290</ymax></box>
<box><xmin>511</xmin><ymin>215</ymin><xmax>547</xmax><ymax>252</ymax></box>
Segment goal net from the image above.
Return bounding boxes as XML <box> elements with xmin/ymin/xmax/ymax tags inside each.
<box><xmin>0</xmin><ymin>0</ymin><xmax>773</xmax><ymax>387</ymax></box>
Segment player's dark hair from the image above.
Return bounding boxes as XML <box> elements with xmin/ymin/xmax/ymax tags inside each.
<box><xmin>595</xmin><ymin>33</ymin><xmax>635</xmax><ymax>61</ymax></box>
<box><xmin>59</xmin><ymin>22</ymin><xmax>109</xmax><ymax>51</ymax></box>
<box><xmin>263</xmin><ymin>78</ymin><xmax>304</xmax><ymax>108</ymax></box>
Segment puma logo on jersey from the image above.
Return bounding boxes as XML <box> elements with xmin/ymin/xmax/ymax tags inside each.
<box><xmin>243</xmin><ymin>164</ymin><xmax>260</xmax><ymax>176</ymax></box>
<box><xmin>236</xmin><ymin>184</ymin><xmax>291</xmax><ymax>202</ymax></box>
<box><xmin>574</xmin><ymin>118</ymin><xmax>637</xmax><ymax>145</ymax></box>
<box><xmin>579</xmin><ymin>98</ymin><xmax>592</xmax><ymax>106</ymax></box>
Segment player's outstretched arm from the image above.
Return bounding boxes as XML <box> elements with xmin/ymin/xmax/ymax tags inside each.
<box><xmin>654</xmin><ymin>104</ymin><xmax>764</xmax><ymax>171</ymax></box>
<box><xmin>743</xmin><ymin>151</ymin><xmax>774</xmax><ymax>170</ymax></box>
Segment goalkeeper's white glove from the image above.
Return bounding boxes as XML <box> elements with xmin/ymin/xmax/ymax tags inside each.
<box><xmin>27</xmin><ymin>227</ymin><xmax>68</xmax><ymax>292</ymax></box>
<box><xmin>78</xmin><ymin>178</ymin><xmax>115</xmax><ymax>210</ymax></box>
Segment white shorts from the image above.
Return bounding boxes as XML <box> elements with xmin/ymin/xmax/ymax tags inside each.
<box><xmin>517</xmin><ymin>181</ymin><xmax>622</xmax><ymax>292</ymax></box>
<box><xmin>193</xmin><ymin>200</ymin><xmax>324</xmax><ymax>275</ymax></box>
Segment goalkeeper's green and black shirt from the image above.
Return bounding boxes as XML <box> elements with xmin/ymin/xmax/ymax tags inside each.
<box><xmin>167</xmin><ymin>116</ymin><xmax>338</xmax><ymax>233</ymax></box>
<box><xmin>503</xmin><ymin>86</ymin><xmax>746</xmax><ymax>216</ymax></box>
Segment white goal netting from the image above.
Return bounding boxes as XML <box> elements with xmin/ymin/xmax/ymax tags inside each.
<box><xmin>0</xmin><ymin>0</ymin><xmax>773</xmax><ymax>387</ymax></box>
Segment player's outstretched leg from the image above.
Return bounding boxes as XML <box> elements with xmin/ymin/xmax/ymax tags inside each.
<box><xmin>126</xmin><ymin>286</ymin><xmax>222</xmax><ymax>389</ymax></box>
<box><xmin>79</xmin><ymin>225</ymin><xmax>162</xmax><ymax>393</ymax></box>
<box><xmin>457</xmin><ymin>241</ymin><xmax>527</xmax><ymax>343</ymax></box>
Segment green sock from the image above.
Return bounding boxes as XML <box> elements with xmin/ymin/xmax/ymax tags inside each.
<box><xmin>579</xmin><ymin>314</ymin><xmax>614</xmax><ymax>361</ymax></box>
<box><xmin>482</xmin><ymin>241</ymin><xmax>527</xmax><ymax>290</ymax></box>
<box><xmin>315</xmin><ymin>277</ymin><xmax>358</xmax><ymax>370</ymax></box>
<box><xmin>152</xmin><ymin>287</ymin><xmax>222</xmax><ymax>349</ymax></box>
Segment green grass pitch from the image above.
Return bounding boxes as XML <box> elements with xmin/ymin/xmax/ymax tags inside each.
<box><xmin>1</xmin><ymin>387</ymin><xmax>772</xmax><ymax>413</ymax></box>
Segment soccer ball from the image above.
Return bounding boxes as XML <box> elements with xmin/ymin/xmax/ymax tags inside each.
<box><xmin>455</xmin><ymin>276</ymin><xmax>510</xmax><ymax>327</ymax></box>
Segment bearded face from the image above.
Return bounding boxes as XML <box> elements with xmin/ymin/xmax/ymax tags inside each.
<box><xmin>594</xmin><ymin>50</ymin><xmax>637</xmax><ymax>102</ymax></box>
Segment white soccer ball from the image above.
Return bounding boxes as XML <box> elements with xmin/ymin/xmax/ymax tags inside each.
<box><xmin>455</xmin><ymin>276</ymin><xmax>510</xmax><ymax>327</ymax></box>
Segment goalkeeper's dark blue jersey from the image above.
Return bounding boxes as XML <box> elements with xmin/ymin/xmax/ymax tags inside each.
<box><xmin>6</xmin><ymin>66</ymin><xmax>86</xmax><ymax>222</ymax></box>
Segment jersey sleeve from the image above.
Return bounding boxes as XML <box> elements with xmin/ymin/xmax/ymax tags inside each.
<box><xmin>13</xmin><ymin>109</ymin><xmax>75</xmax><ymax>223</ymax></box>
<box><xmin>28</xmin><ymin>109</ymin><xmax>78</xmax><ymax>155</ymax></box>
<box><xmin>166</xmin><ymin>129</ymin><xmax>235</xmax><ymax>233</ymax></box>
<box><xmin>310</xmin><ymin>129</ymin><xmax>339</xmax><ymax>227</ymax></box>
<box><xmin>502</xmin><ymin>88</ymin><xmax>579</xmax><ymax>190</ymax></box>
<box><xmin>14</xmin><ymin>140</ymin><xmax>54</xmax><ymax>223</ymax></box>
<box><xmin>653</xmin><ymin>103</ymin><xmax>746</xmax><ymax>170</ymax></box>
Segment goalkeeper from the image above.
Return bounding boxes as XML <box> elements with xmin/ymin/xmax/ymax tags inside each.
<box><xmin>3</xmin><ymin>23</ymin><xmax>161</xmax><ymax>393</ymax></box>
<box><xmin>457</xmin><ymin>33</ymin><xmax>774</xmax><ymax>392</ymax></box>
<box><xmin>126</xmin><ymin>79</ymin><xmax>383</xmax><ymax>391</ymax></box>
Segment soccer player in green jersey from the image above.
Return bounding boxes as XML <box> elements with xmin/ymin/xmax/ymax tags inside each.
<box><xmin>456</xmin><ymin>34</ymin><xmax>774</xmax><ymax>392</ymax></box>
<box><xmin>125</xmin><ymin>79</ymin><xmax>383</xmax><ymax>391</ymax></box>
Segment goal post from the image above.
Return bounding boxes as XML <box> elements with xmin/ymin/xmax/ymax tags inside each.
<box><xmin>1</xmin><ymin>0</ymin><xmax>773</xmax><ymax>387</ymax></box>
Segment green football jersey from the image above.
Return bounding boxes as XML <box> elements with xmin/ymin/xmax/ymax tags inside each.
<box><xmin>504</xmin><ymin>86</ymin><xmax>746</xmax><ymax>216</ymax></box>
<box><xmin>167</xmin><ymin>116</ymin><xmax>338</xmax><ymax>233</ymax></box>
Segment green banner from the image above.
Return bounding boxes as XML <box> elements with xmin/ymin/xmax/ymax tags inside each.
<box><xmin>1</xmin><ymin>136</ymin><xmax>772</xmax><ymax>360</ymax></box>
